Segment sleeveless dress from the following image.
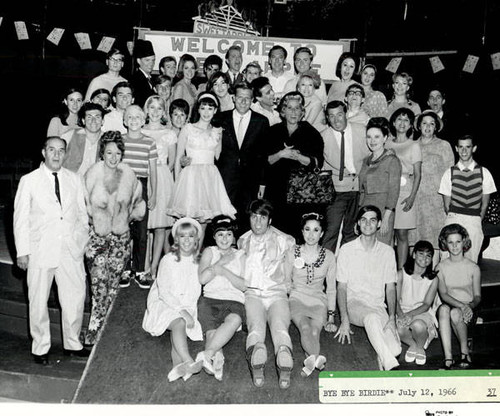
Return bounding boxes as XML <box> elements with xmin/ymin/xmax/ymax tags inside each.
<box><xmin>289</xmin><ymin>245</ymin><xmax>336</xmax><ymax>325</ymax></box>
<box><xmin>398</xmin><ymin>269</ymin><xmax>439</xmax><ymax>347</ymax></box>
<box><xmin>167</xmin><ymin>124</ymin><xmax>237</xmax><ymax>221</ymax></box>
<box><xmin>142</xmin><ymin>127</ymin><xmax>177</xmax><ymax>228</ymax></box>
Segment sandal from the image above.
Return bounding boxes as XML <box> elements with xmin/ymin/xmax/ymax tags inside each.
<box><xmin>301</xmin><ymin>355</ymin><xmax>316</xmax><ymax>377</ymax></box>
<box><xmin>246</xmin><ymin>342</ymin><xmax>267</xmax><ymax>388</ymax></box>
<box><xmin>196</xmin><ymin>351</ymin><xmax>214</xmax><ymax>375</ymax></box>
<box><xmin>441</xmin><ymin>358</ymin><xmax>454</xmax><ymax>370</ymax></box>
<box><xmin>458</xmin><ymin>353</ymin><xmax>472</xmax><ymax>369</ymax></box>
<box><xmin>415</xmin><ymin>352</ymin><xmax>426</xmax><ymax>366</ymax></box>
<box><xmin>404</xmin><ymin>349</ymin><xmax>417</xmax><ymax>363</ymax></box>
<box><xmin>276</xmin><ymin>345</ymin><xmax>293</xmax><ymax>390</ymax></box>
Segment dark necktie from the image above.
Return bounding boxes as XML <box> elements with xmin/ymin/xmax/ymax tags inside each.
<box><xmin>339</xmin><ymin>130</ymin><xmax>345</xmax><ymax>181</ymax></box>
<box><xmin>52</xmin><ymin>172</ymin><xmax>61</xmax><ymax>205</ymax></box>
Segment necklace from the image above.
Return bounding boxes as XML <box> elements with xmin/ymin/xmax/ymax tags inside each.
<box><xmin>294</xmin><ymin>245</ymin><xmax>326</xmax><ymax>284</ymax></box>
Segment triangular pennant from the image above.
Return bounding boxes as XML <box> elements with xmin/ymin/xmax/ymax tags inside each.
<box><xmin>97</xmin><ymin>36</ymin><xmax>116</xmax><ymax>53</ymax></box>
<box><xmin>462</xmin><ymin>55</ymin><xmax>479</xmax><ymax>74</ymax></box>
<box><xmin>429</xmin><ymin>56</ymin><xmax>445</xmax><ymax>73</ymax></box>
<box><xmin>46</xmin><ymin>28</ymin><xmax>65</xmax><ymax>46</ymax></box>
<box><xmin>490</xmin><ymin>52</ymin><xmax>500</xmax><ymax>70</ymax></box>
<box><xmin>74</xmin><ymin>32</ymin><xmax>92</xmax><ymax>50</ymax></box>
<box><xmin>385</xmin><ymin>57</ymin><xmax>402</xmax><ymax>73</ymax></box>
<box><xmin>14</xmin><ymin>21</ymin><xmax>29</xmax><ymax>40</ymax></box>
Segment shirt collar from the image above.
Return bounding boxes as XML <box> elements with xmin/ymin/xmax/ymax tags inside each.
<box><xmin>457</xmin><ymin>160</ymin><xmax>476</xmax><ymax>170</ymax></box>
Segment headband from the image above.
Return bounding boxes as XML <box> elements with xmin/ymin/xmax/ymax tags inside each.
<box><xmin>198</xmin><ymin>93</ymin><xmax>218</xmax><ymax>105</ymax></box>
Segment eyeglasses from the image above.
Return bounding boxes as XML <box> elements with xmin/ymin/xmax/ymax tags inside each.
<box><xmin>302</xmin><ymin>212</ymin><xmax>323</xmax><ymax>220</ymax></box>
<box><xmin>347</xmin><ymin>91</ymin><xmax>363</xmax><ymax>97</ymax></box>
<box><xmin>109</xmin><ymin>57</ymin><xmax>124</xmax><ymax>63</ymax></box>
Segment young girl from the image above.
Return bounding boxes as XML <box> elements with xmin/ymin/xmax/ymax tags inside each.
<box><xmin>47</xmin><ymin>87</ymin><xmax>83</xmax><ymax>137</ymax></box>
<box><xmin>396</xmin><ymin>240</ymin><xmax>439</xmax><ymax>366</ymax></box>
<box><xmin>436</xmin><ymin>223</ymin><xmax>481</xmax><ymax>369</ymax></box>
<box><xmin>142</xmin><ymin>217</ymin><xmax>204</xmax><ymax>382</ymax></box>
<box><xmin>197</xmin><ymin>215</ymin><xmax>247</xmax><ymax>381</ymax></box>
<box><xmin>143</xmin><ymin>96</ymin><xmax>177</xmax><ymax>278</ymax></box>
<box><xmin>285</xmin><ymin>213</ymin><xmax>336</xmax><ymax>377</ymax></box>
<box><xmin>297</xmin><ymin>71</ymin><xmax>326</xmax><ymax>133</ymax></box>
<box><xmin>168</xmin><ymin>92</ymin><xmax>236</xmax><ymax>225</ymax></box>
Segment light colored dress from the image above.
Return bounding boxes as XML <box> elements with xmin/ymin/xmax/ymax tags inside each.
<box><xmin>398</xmin><ymin>269</ymin><xmax>439</xmax><ymax>346</ymax></box>
<box><xmin>386</xmin><ymin>138</ymin><xmax>422</xmax><ymax>229</ymax></box>
<box><xmin>289</xmin><ymin>245</ymin><xmax>336</xmax><ymax>325</ymax></box>
<box><xmin>362</xmin><ymin>89</ymin><xmax>388</xmax><ymax>118</ymax></box>
<box><xmin>168</xmin><ymin>124</ymin><xmax>237</xmax><ymax>221</ymax></box>
<box><xmin>410</xmin><ymin>138</ymin><xmax>454</xmax><ymax>248</ymax></box>
<box><xmin>142</xmin><ymin>252</ymin><xmax>203</xmax><ymax>340</ymax></box>
<box><xmin>386</xmin><ymin>99</ymin><xmax>422</xmax><ymax>118</ymax></box>
<box><xmin>142</xmin><ymin>128</ymin><xmax>177</xmax><ymax>228</ymax></box>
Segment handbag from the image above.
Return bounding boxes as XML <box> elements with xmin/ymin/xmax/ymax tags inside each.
<box><xmin>484</xmin><ymin>193</ymin><xmax>500</xmax><ymax>225</ymax></box>
<box><xmin>286</xmin><ymin>168</ymin><xmax>335</xmax><ymax>205</ymax></box>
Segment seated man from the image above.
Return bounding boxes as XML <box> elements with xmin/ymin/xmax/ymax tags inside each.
<box><xmin>238</xmin><ymin>199</ymin><xmax>295</xmax><ymax>389</ymax></box>
<box><xmin>335</xmin><ymin>205</ymin><xmax>402</xmax><ymax>371</ymax></box>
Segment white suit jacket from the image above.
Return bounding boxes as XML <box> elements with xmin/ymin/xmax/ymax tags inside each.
<box><xmin>14</xmin><ymin>164</ymin><xmax>89</xmax><ymax>268</ymax></box>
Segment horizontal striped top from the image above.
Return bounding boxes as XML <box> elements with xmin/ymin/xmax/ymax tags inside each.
<box><xmin>122</xmin><ymin>134</ymin><xmax>158</xmax><ymax>178</ymax></box>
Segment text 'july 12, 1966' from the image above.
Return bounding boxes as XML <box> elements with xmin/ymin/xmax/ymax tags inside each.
<box><xmin>319</xmin><ymin>370</ymin><xmax>500</xmax><ymax>403</ymax></box>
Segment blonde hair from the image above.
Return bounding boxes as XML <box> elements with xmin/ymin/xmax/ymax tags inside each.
<box><xmin>170</xmin><ymin>223</ymin><xmax>201</xmax><ymax>263</ymax></box>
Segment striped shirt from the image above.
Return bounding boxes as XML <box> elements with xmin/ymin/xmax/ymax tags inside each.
<box><xmin>449</xmin><ymin>165</ymin><xmax>483</xmax><ymax>216</ymax></box>
<box><xmin>122</xmin><ymin>134</ymin><xmax>158</xmax><ymax>178</ymax></box>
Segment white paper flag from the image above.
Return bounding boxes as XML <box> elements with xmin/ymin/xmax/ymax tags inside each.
<box><xmin>0</xmin><ymin>17</ymin><xmax>3</xmax><ymax>27</ymax></box>
<box><xmin>97</xmin><ymin>36</ymin><xmax>116</xmax><ymax>53</ymax></box>
<box><xmin>14</xmin><ymin>21</ymin><xmax>29</xmax><ymax>40</ymax></box>
<box><xmin>429</xmin><ymin>56</ymin><xmax>445</xmax><ymax>73</ymax></box>
<box><xmin>385</xmin><ymin>57</ymin><xmax>402</xmax><ymax>73</ymax></box>
<box><xmin>74</xmin><ymin>32</ymin><xmax>92</xmax><ymax>50</ymax></box>
<box><xmin>126</xmin><ymin>41</ymin><xmax>134</xmax><ymax>56</ymax></box>
<box><xmin>490</xmin><ymin>52</ymin><xmax>500</xmax><ymax>70</ymax></box>
<box><xmin>47</xmin><ymin>28</ymin><xmax>65</xmax><ymax>46</ymax></box>
<box><xmin>462</xmin><ymin>55</ymin><xmax>479</xmax><ymax>73</ymax></box>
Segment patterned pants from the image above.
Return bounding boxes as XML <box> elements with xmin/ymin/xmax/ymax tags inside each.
<box><xmin>85</xmin><ymin>228</ymin><xmax>131</xmax><ymax>345</ymax></box>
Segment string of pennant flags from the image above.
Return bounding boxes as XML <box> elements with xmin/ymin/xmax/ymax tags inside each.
<box><xmin>4</xmin><ymin>17</ymin><xmax>500</xmax><ymax>73</ymax></box>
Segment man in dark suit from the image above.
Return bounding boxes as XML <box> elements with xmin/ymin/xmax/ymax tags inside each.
<box><xmin>216</xmin><ymin>82</ymin><xmax>270</xmax><ymax>232</ymax></box>
<box><xmin>131</xmin><ymin>39</ymin><xmax>156</xmax><ymax>107</ymax></box>
<box><xmin>225</xmin><ymin>45</ymin><xmax>244</xmax><ymax>91</ymax></box>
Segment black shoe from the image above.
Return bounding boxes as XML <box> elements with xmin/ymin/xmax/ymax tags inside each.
<box><xmin>119</xmin><ymin>270</ymin><xmax>133</xmax><ymax>288</ymax></box>
<box><xmin>134</xmin><ymin>271</ymin><xmax>154</xmax><ymax>289</ymax></box>
<box><xmin>63</xmin><ymin>348</ymin><xmax>91</xmax><ymax>358</ymax></box>
<box><xmin>33</xmin><ymin>353</ymin><xmax>49</xmax><ymax>365</ymax></box>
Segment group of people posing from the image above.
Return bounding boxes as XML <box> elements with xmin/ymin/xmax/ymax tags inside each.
<box><xmin>13</xmin><ymin>39</ymin><xmax>495</xmax><ymax>389</ymax></box>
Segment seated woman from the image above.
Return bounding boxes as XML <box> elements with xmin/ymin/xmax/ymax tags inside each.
<box><xmin>359</xmin><ymin>117</ymin><xmax>402</xmax><ymax>246</ymax></box>
<box><xmin>265</xmin><ymin>91</ymin><xmax>324</xmax><ymax>239</ymax></box>
<box><xmin>84</xmin><ymin>131</ymin><xmax>146</xmax><ymax>345</ymax></box>
<box><xmin>285</xmin><ymin>213</ymin><xmax>336</xmax><ymax>377</ymax></box>
<box><xmin>436</xmin><ymin>224</ymin><xmax>481</xmax><ymax>370</ymax></box>
<box><xmin>238</xmin><ymin>200</ymin><xmax>296</xmax><ymax>389</ymax></box>
<box><xmin>197</xmin><ymin>215</ymin><xmax>247</xmax><ymax>381</ymax></box>
<box><xmin>396</xmin><ymin>240</ymin><xmax>439</xmax><ymax>366</ymax></box>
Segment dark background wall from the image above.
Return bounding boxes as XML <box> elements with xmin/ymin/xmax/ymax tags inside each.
<box><xmin>0</xmin><ymin>0</ymin><xmax>499</xmax><ymax>177</ymax></box>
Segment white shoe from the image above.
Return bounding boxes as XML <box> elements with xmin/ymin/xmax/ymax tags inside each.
<box><xmin>315</xmin><ymin>355</ymin><xmax>327</xmax><ymax>371</ymax></box>
<box><xmin>196</xmin><ymin>351</ymin><xmax>214</xmax><ymax>375</ymax></box>
<box><xmin>168</xmin><ymin>362</ymin><xmax>188</xmax><ymax>382</ymax></box>
<box><xmin>301</xmin><ymin>355</ymin><xmax>316</xmax><ymax>377</ymax></box>
<box><xmin>213</xmin><ymin>351</ymin><xmax>225</xmax><ymax>381</ymax></box>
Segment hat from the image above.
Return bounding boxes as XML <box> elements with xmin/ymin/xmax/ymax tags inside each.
<box><xmin>172</xmin><ymin>217</ymin><xmax>202</xmax><ymax>239</ymax></box>
<box><xmin>414</xmin><ymin>109</ymin><xmax>443</xmax><ymax>133</ymax></box>
<box><xmin>211</xmin><ymin>215</ymin><xmax>237</xmax><ymax>235</ymax></box>
<box><xmin>134</xmin><ymin>39</ymin><xmax>155</xmax><ymax>59</ymax></box>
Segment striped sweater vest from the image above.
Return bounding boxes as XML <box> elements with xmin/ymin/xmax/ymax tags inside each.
<box><xmin>449</xmin><ymin>165</ymin><xmax>483</xmax><ymax>216</ymax></box>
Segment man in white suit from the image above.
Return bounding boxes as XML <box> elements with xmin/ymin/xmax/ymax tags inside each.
<box><xmin>14</xmin><ymin>136</ymin><xmax>90</xmax><ymax>365</ymax></box>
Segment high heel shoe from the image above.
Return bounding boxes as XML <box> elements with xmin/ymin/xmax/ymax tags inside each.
<box><xmin>458</xmin><ymin>353</ymin><xmax>472</xmax><ymax>369</ymax></box>
<box><xmin>441</xmin><ymin>358</ymin><xmax>454</xmax><ymax>370</ymax></box>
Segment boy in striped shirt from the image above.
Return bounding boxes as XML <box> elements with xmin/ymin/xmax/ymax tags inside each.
<box><xmin>439</xmin><ymin>135</ymin><xmax>496</xmax><ymax>263</ymax></box>
<box><xmin>121</xmin><ymin>105</ymin><xmax>158</xmax><ymax>288</ymax></box>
